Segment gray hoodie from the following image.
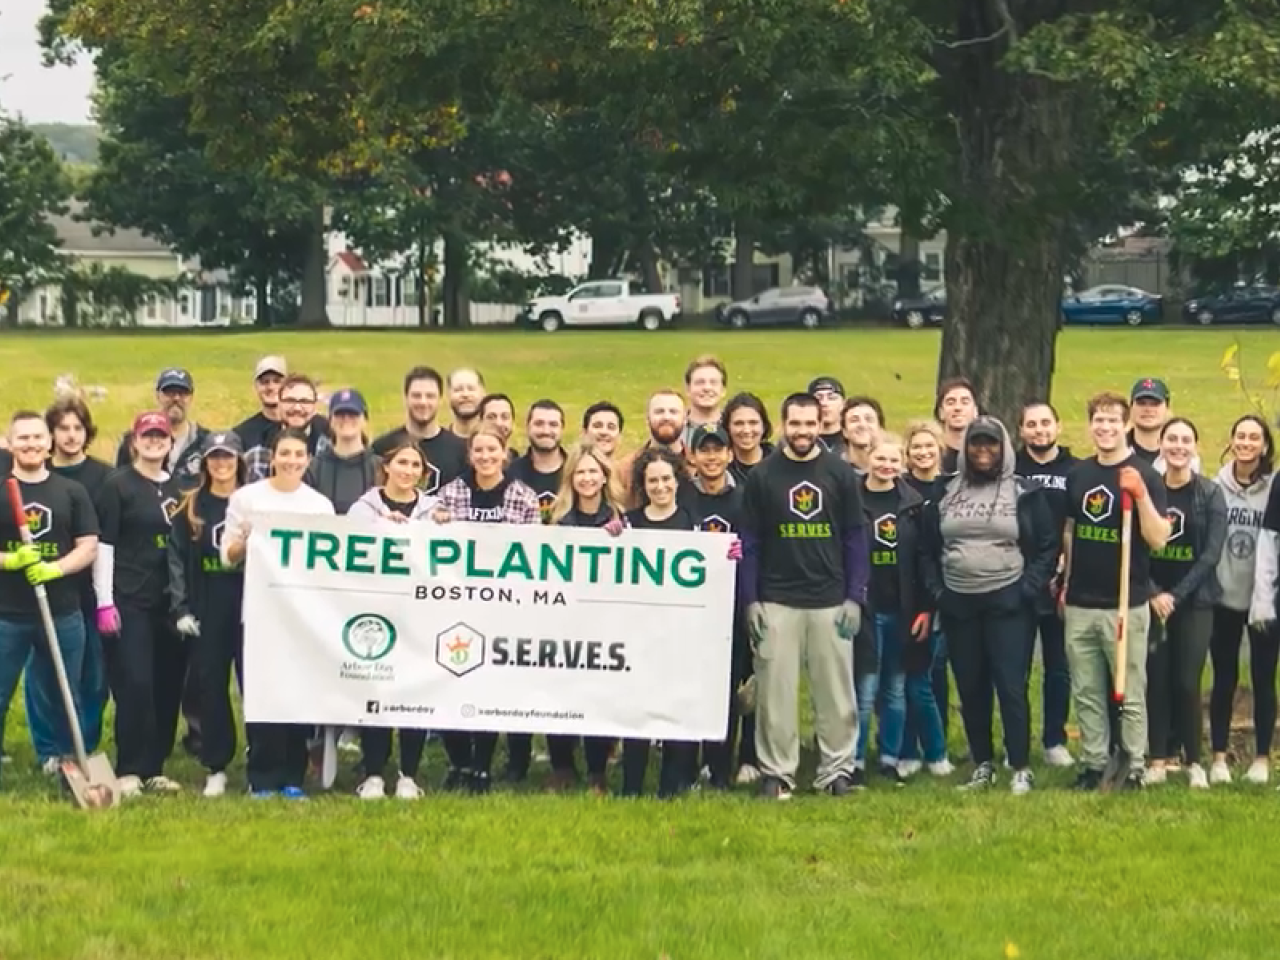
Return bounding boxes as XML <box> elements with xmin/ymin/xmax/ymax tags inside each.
<box><xmin>937</xmin><ymin>417</ymin><xmax>1025</xmax><ymax>595</ymax></box>
<box><xmin>304</xmin><ymin>447</ymin><xmax>379</xmax><ymax>515</ymax></box>
<box><xmin>1214</xmin><ymin>464</ymin><xmax>1274</xmax><ymax>611</ymax></box>
<box><xmin>348</xmin><ymin>486</ymin><xmax>440</xmax><ymax>522</ymax></box>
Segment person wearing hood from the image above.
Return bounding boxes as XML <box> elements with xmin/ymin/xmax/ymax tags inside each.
<box><xmin>1014</xmin><ymin>400</ymin><xmax>1078</xmax><ymax>767</ymax></box>
<box><xmin>861</xmin><ymin>433</ymin><xmax>948</xmax><ymax>785</ymax></box>
<box><xmin>304</xmin><ymin>388</ymin><xmax>378</xmax><ymax>516</ymax></box>
<box><xmin>348</xmin><ymin>439</ymin><xmax>440</xmax><ymax>799</ymax></box>
<box><xmin>1209</xmin><ymin>414</ymin><xmax>1276</xmax><ymax>784</ymax></box>
<box><xmin>921</xmin><ymin>416</ymin><xmax>1058</xmax><ymax>794</ymax></box>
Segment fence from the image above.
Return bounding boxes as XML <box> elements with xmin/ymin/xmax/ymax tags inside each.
<box><xmin>1081</xmin><ymin>250</ymin><xmax>1189</xmax><ymax>297</ymax></box>
<box><xmin>327</xmin><ymin>301</ymin><xmax>522</xmax><ymax>327</ymax></box>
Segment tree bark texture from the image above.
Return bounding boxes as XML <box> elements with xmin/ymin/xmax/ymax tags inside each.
<box><xmin>442</xmin><ymin>229</ymin><xmax>470</xmax><ymax>327</ymax></box>
<box><xmin>296</xmin><ymin>206</ymin><xmax>330</xmax><ymax>328</ymax></box>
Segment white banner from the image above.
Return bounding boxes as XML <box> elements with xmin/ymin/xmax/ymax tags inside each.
<box><xmin>242</xmin><ymin>514</ymin><xmax>736</xmax><ymax>740</ymax></box>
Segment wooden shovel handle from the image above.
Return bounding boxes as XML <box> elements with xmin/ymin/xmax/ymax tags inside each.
<box><xmin>1113</xmin><ymin>492</ymin><xmax>1134</xmax><ymax>702</ymax></box>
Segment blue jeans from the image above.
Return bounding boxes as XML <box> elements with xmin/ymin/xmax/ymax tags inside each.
<box><xmin>0</xmin><ymin>612</ymin><xmax>86</xmax><ymax>774</ymax></box>
<box><xmin>1036</xmin><ymin>613</ymin><xmax>1070</xmax><ymax>749</ymax></box>
<box><xmin>873</xmin><ymin>614</ymin><xmax>909</xmax><ymax>764</ymax></box>
<box><xmin>901</xmin><ymin>627</ymin><xmax>948</xmax><ymax>763</ymax></box>
<box><xmin>854</xmin><ymin>668</ymin><xmax>878</xmax><ymax>766</ymax></box>
<box><xmin>26</xmin><ymin>607</ymin><xmax>105</xmax><ymax>756</ymax></box>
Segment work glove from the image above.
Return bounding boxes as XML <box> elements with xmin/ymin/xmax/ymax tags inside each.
<box><xmin>1118</xmin><ymin>467</ymin><xmax>1148</xmax><ymax>502</ymax></box>
<box><xmin>25</xmin><ymin>561</ymin><xmax>64</xmax><ymax>586</ymax></box>
<box><xmin>836</xmin><ymin>600</ymin><xmax>862</xmax><ymax>640</ymax></box>
<box><xmin>176</xmin><ymin>614</ymin><xmax>201</xmax><ymax>638</ymax></box>
<box><xmin>910</xmin><ymin>612</ymin><xmax>931</xmax><ymax>641</ymax></box>
<box><xmin>727</xmin><ymin>538</ymin><xmax>743</xmax><ymax>561</ymax></box>
<box><xmin>603</xmin><ymin>518</ymin><xmax>624</xmax><ymax>537</ymax></box>
<box><xmin>96</xmin><ymin>605</ymin><xmax>122</xmax><ymax>635</ymax></box>
<box><xmin>2</xmin><ymin>544</ymin><xmax>40</xmax><ymax>571</ymax></box>
<box><xmin>746</xmin><ymin>602</ymin><xmax>766</xmax><ymax>648</ymax></box>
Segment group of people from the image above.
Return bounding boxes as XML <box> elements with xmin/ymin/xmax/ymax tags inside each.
<box><xmin>0</xmin><ymin>352</ymin><xmax>1277</xmax><ymax>801</ymax></box>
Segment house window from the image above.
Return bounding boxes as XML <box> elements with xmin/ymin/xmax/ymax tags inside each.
<box><xmin>373</xmin><ymin>275</ymin><xmax>391</xmax><ymax>307</ymax></box>
<box><xmin>218</xmin><ymin>291</ymin><xmax>231</xmax><ymax>318</ymax></box>
<box><xmin>750</xmin><ymin>263</ymin><xmax>779</xmax><ymax>294</ymax></box>
<box><xmin>39</xmin><ymin>292</ymin><xmax>50</xmax><ymax>322</ymax></box>
<box><xmin>179</xmin><ymin>294</ymin><xmax>190</xmax><ymax>317</ymax></box>
<box><xmin>701</xmin><ymin>266</ymin><xmax>730</xmax><ymax>298</ymax></box>
<box><xmin>923</xmin><ymin>252</ymin><xmax>942</xmax><ymax>282</ymax></box>
<box><xmin>338</xmin><ymin>276</ymin><xmax>352</xmax><ymax>300</ymax></box>
<box><xmin>403</xmin><ymin>275</ymin><xmax>418</xmax><ymax>307</ymax></box>
<box><xmin>146</xmin><ymin>295</ymin><xmax>159</xmax><ymax>321</ymax></box>
<box><xmin>242</xmin><ymin>297</ymin><xmax>256</xmax><ymax>319</ymax></box>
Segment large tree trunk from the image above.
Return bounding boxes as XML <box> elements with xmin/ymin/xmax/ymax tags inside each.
<box><xmin>588</xmin><ymin>225</ymin><xmax>625</xmax><ymax>280</ymax></box>
<box><xmin>898</xmin><ymin>228</ymin><xmax>922</xmax><ymax>298</ymax></box>
<box><xmin>254</xmin><ymin>270</ymin><xmax>271</xmax><ymax>328</ymax></box>
<box><xmin>732</xmin><ymin>227</ymin><xmax>754</xmax><ymax>298</ymax></box>
<box><xmin>297</xmin><ymin>206</ymin><xmax>330</xmax><ymax>328</ymax></box>
<box><xmin>634</xmin><ymin>239</ymin><xmax>662</xmax><ymax>293</ymax></box>
<box><xmin>441</xmin><ymin>229</ymin><xmax>470</xmax><ymax>327</ymax></box>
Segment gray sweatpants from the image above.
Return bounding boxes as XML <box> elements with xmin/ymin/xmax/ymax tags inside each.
<box><xmin>753</xmin><ymin>602</ymin><xmax>857</xmax><ymax>789</ymax></box>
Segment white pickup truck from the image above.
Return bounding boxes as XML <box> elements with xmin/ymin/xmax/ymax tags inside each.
<box><xmin>522</xmin><ymin>280</ymin><xmax>682</xmax><ymax>332</ymax></box>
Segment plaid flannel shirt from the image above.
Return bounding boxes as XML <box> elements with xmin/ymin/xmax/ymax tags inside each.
<box><xmin>244</xmin><ymin>432</ymin><xmax>334</xmax><ymax>482</ymax></box>
<box><xmin>437</xmin><ymin>476</ymin><xmax>541</xmax><ymax>525</ymax></box>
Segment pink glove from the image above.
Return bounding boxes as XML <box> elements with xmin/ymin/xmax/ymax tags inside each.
<box><xmin>604</xmin><ymin>518</ymin><xmax>624</xmax><ymax>538</ymax></box>
<box><xmin>727</xmin><ymin>538</ymin><xmax>743</xmax><ymax>561</ymax></box>
<box><xmin>96</xmin><ymin>605</ymin><xmax>121</xmax><ymax>635</ymax></box>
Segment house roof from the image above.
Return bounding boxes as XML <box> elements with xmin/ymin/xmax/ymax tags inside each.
<box><xmin>47</xmin><ymin>200</ymin><xmax>174</xmax><ymax>256</ymax></box>
<box><xmin>333</xmin><ymin>250</ymin><xmax>368</xmax><ymax>273</ymax></box>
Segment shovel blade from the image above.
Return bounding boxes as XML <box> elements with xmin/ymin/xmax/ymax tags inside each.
<box><xmin>1098</xmin><ymin>748</ymin><xmax>1132</xmax><ymax>794</ymax></box>
<box><xmin>61</xmin><ymin>756</ymin><xmax>120</xmax><ymax>810</ymax></box>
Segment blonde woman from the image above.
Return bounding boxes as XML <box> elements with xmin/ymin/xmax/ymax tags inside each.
<box><xmin>904</xmin><ymin>420</ymin><xmax>944</xmax><ymax>501</ymax></box>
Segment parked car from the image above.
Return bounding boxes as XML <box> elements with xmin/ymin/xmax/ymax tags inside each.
<box><xmin>521</xmin><ymin>280</ymin><xmax>682</xmax><ymax>332</ymax></box>
<box><xmin>892</xmin><ymin>286</ymin><xmax>947</xmax><ymax>329</ymax></box>
<box><xmin>714</xmin><ymin>286</ymin><xmax>833</xmax><ymax>330</ymax></box>
<box><xmin>1060</xmin><ymin>284</ymin><xmax>1164</xmax><ymax>326</ymax></box>
<box><xmin>1183</xmin><ymin>285</ymin><xmax>1280</xmax><ymax>326</ymax></box>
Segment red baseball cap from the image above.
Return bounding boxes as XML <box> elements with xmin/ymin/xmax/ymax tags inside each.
<box><xmin>132</xmin><ymin>411</ymin><xmax>172</xmax><ymax>437</ymax></box>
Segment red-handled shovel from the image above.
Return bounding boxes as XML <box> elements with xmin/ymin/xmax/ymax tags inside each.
<box><xmin>1100</xmin><ymin>491</ymin><xmax>1134</xmax><ymax>793</ymax></box>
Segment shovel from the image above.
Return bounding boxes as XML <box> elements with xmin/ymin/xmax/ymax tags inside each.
<box><xmin>6</xmin><ymin>477</ymin><xmax>119</xmax><ymax>808</ymax></box>
<box><xmin>1100</xmin><ymin>491</ymin><xmax>1134</xmax><ymax>793</ymax></box>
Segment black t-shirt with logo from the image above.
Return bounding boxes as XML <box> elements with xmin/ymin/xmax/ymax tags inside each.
<box><xmin>96</xmin><ymin>466</ymin><xmax>181</xmax><ymax>610</ymax></box>
<box><xmin>1150</xmin><ymin>481</ymin><xmax>1196</xmax><ymax>592</ymax></box>
<box><xmin>379</xmin><ymin>490</ymin><xmax>417</xmax><ymax>518</ymax></box>
<box><xmin>0</xmin><ymin>473</ymin><xmax>98</xmax><ymax>617</ymax></box>
<box><xmin>862</xmin><ymin>484</ymin><xmax>901</xmax><ymax>613</ymax></box>
<box><xmin>463</xmin><ymin>475</ymin><xmax>509</xmax><ymax>523</ymax></box>
<box><xmin>171</xmin><ymin>489</ymin><xmax>243</xmax><ymax>616</ymax></box>
<box><xmin>371</xmin><ymin>426</ymin><xmax>468</xmax><ymax>496</ymax></box>
<box><xmin>1064</xmin><ymin>455</ymin><xmax>1167</xmax><ymax>608</ymax></box>
<box><xmin>686</xmin><ymin>482</ymin><xmax>744</xmax><ymax>534</ymax></box>
<box><xmin>509</xmin><ymin>451</ymin><xmax>563</xmax><ymax>524</ymax></box>
<box><xmin>624</xmin><ymin>506</ymin><xmax>695</xmax><ymax>531</ymax></box>
<box><xmin>742</xmin><ymin>449</ymin><xmax>866</xmax><ymax>609</ymax></box>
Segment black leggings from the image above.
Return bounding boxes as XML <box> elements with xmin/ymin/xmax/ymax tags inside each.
<box><xmin>621</xmin><ymin>740</ymin><xmax>697</xmax><ymax>796</ymax></box>
<box><xmin>105</xmin><ymin>603</ymin><xmax>187</xmax><ymax>780</ymax></box>
<box><xmin>1209</xmin><ymin>607</ymin><xmax>1280</xmax><ymax>755</ymax></box>
<box><xmin>360</xmin><ymin>728</ymin><xmax>427</xmax><ymax>779</ymax></box>
<box><xmin>442</xmin><ymin>731</ymin><xmax>499</xmax><ymax>775</ymax></box>
<box><xmin>188</xmin><ymin>611</ymin><xmax>243</xmax><ymax>774</ymax></box>
<box><xmin>1147</xmin><ymin>607</ymin><xmax>1212</xmax><ymax>764</ymax></box>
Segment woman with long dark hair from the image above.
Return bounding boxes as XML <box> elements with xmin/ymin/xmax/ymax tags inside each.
<box><xmin>167</xmin><ymin>431</ymin><xmax>248</xmax><ymax>798</ymax></box>
<box><xmin>435</xmin><ymin>424</ymin><xmax>540</xmax><ymax>794</ymax></box>
<box><xmin>347</xmin><ymin>439</ymin><xmax>439</xmax><ymax>799</ymax></box>
<box><xmin>1209</xmin><ymin>413</ymin><xmax>1277</xmax><ymax>784</ymax></box>
<box><xmin>723</xmin><ymin>392</ymin><xmax>774</xmax><ymax>483</ymax></box>
<box><xmin>222</xmin><ymin>427</ymin><xmax>335</xmax><ymax>797</ymax></box>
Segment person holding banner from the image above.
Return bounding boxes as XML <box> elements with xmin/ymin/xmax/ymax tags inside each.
<box><xmin>740</xmin><ymin>392</ymin><xmax>869</xmax><ymax>800</ymax></box>
<box><xmin>222</xmin><ymin>427</ymin><xmax>335</xmax><ymax>798</ymax></box>
<box><xmin>167</xmin><ymin>431</ymin><xmax>248</xmax><ymax>798</ymax></box>
<box><xmin>549</xmin><ymin>440</ymin><xmax>626</xmax><ymax>793</ymax></box>
<box><xmin>347</xmin><ymin>439</ymin><xmax>440</xmax><ymax>800</ymax></box>
<box><xmin>435</xmin><ymin>424</ymin><xmax>540</xmax><ymax>794</ymax></box>
<box><xmin>622</xmin><ymin>447</ymin><xmax>699</xmax><ymax>798</ymax></box>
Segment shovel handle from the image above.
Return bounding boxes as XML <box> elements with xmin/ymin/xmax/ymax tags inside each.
<box><xmin>5</xmin><ymin>477</ymin><xmax>30</xmax><ymax>541</ymax></box>
<box><xmin>1113</xmin><ymin>492</ymin><xmax>1134</xmax><ymax>703</ymax></box>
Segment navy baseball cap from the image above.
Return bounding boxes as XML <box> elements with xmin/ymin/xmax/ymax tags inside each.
<box><xmin>156</xmin><ymin>368</ymin><xmax>194</xmax><ymax>392</ymax></box>
<box><xmin>329</xmin><ymin>388</ymin><xmax>368</xmax><ymax>416</ymax></box>
<box><xmin>690</xmin><ymin>424</ymin><xmax>730</xmax><ymax>450</ymax></box>
<box><xmin>201</xmin><ymin>431</ymin><xmax>243</xmax><ymax>457</ymax></box>
<box><xmin>807</xmin><ymin>376</ymin><xmax>845</xmax><ymax>397</ymax></box>
<box><xmin>1131</xmin><ymin>378</ymin><xmax>1170</xmax><ymax>403</ymax></box>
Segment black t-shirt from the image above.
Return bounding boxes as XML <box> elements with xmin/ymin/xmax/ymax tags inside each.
<box><xmin>903</xmin><ymin>473</ymin><xmax>940</xmax><ymax>503</ymax></box>
<box><xmin>50</xmin><ymin>457</ymin><xmax>113</xmax><ymax>609</ymax></box>
<box><xmin>509</xmin><ymin>451</ymin><xmax>563</xmax><ymax>524</ymax></box>
<box><xmin>940</xmin><ymin>445</ymin><xmax>960</xmax><ymax>477</ymax></box>
<box><xmin>558</xmin><ymin>502</ymin><xmax>615</xmax><ymax>528</ymax></box>
<box><xmin>371</xmin><ymin>426</ymin><xmax>468</xmax><ymax>496</ymax></box>
<box><xmin>862</xmin><ymin>483</ymin><xmax>901</xmax><ymax>613</ymax></box>
<box><xmin>0</xmin><ymin>473</ymin><xmax>98</xmax><ymax>617</ymax></box>
<box><xmin>742</xmin><ymin>450</ymin><xmax>866</xmax><ymax>608</ymax></box>
<box><xmin>171</xmin><ymin>489</ymin><xmax>243</xmax><ymax>615</ymax></box>
<box><xmin>1150</xmin><ymin>481</ymin><xmax>1196</xmax><ymax>591</ymax></box>
<box><xmin>0</xmin><ymin>449</ymin><xmax>12</xmax><ymax>477</ymax></box>
<box><xmin>462</xmin><ymin>474</ymin><xmax>509</xmax><ymax>523</ymax></box>
<box><xmin>1065</xmin><ymin>455</ymin><xmax>1167</xmax><ymax>608</ymax></box>
<box><xmin>233</xmin><ymin>411</ymin><xmax>277</xmax><ymax>452</ymax></box>
<box><xmin>624</xmin><ymin>505</ymin><xmax>695</xmax><ymax>530</ymax></box>
<box><xmin>728</xmin><ymin>443</ymin><xmax>774</xmax><ymax>485</ymax></box>
<box><xmin>1126</xmin><ymin>431</ymin><xmax>1159</xmax><ymax>465</ymax></box>
<box><xmin>379</xmin><ymin>490</ymin><xmax>416</xmax><ymax>518</ymax></box>
<box><xmin>685</xmin><ymin>481</ymin><xmax>744</xmax><ymax>534</ymax></box>
<box><xmin>96</xmin><ymin>467</ymin><xmax>181</xmax><ymax>609</ymax></box>
<box><xmin>1015</xmin><ymin>447</ymin><xmax>1078</xmax><ymax>530</ymax></box>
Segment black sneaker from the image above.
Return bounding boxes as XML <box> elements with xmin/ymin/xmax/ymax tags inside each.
<box><xmin>442</xmin><ymin>767</ymin><xmax>471</xmax><ymax>791</ymax></box>
<box><xmin>958</xmin><ymin>761</ymin><xmax>996</xmax><ymax>791</ymax></box>
<box><xmin>824</xmin><ymin>774</ymin><xmax>854</xmax><ymax>796</ymax></box>
<box><xmin>1121</xmin><ymin>769</ymin><xmax>1146</xmax><ymax>792</ymax></box>
<box><xmin>879</xmin><ymin>764</ymin><xmax>907</xmax><ymax>788</ymax></box>
<box><xmin>850</xmin><ymin>768</ymin><xmax>868</xmax><ymax>790</ymax></box>
<box><xmin>759</xmin><ymin>776</ymin><xmax>793</xmax><ymax>801</ymax></box>
<box><xmin>1072</xmin><ymin>768</ymin><xmax>1103</xmax><ymax>792</ymax></box>
<box><xmin>468</xmin><ymin>770</ymin><xmax>492</xmax><ymax>795</ymax></box>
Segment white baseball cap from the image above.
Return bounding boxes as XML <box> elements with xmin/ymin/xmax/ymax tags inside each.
<box><xmin>254</xmin><ymin>356</ymin><xmax>287</xmax><ymax>380</ymax></box>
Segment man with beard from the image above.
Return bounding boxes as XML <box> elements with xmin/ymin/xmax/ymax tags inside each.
<box><xmin>617</xmin><ymin>389</ymin><xmax>689</xmax><ymax>505</ymax></box>
<box><xmin>116</xmin><ymin>369</ymin><xmax>209</xmax><ymax>491</ymax></box>
<box><xmin>581</xmin><ymin>401</ymin><xmax>624</xmax><ymax>460</ymax></box>
<box><xmin>447</xmin><ymin>368</ymin><xmax>486</xmax><ymax>438</ymax></box>
<box><xmin>244</xmin><ymin>374</ymin><xmax>333</xmax><ymax>481</ymax></box>
<box><xmin>681</xmin><ymin>355</ymin><xmax>728</xmax><ymax>449</ymax></box>
<box><xmin>504</xmin><ymin>399</ymin><xmax>568</xmax><ymax>780</ymax></box>
<box><xmin>807</xmin><ymin>376</ymin><xmax>846</xmax><ymax>453</ymax></box>
<box><xmin>371</xmin><ymin>366</ymin><xmax>467</xmax><ymax>495</ymax></box>
<box><xmin>233</xmin><ymin>356</ymin><xmax>288</xmax><ymax>451</ymax></box>
<box><xmin>740</xmin><ymin>393</ymin><xmax>869</xmax><ymax>799</ymax></box>
<box><xmin>1014</xmin><ymin>401</ymin><xmax>1078</xmax><ymax>767</ymax></box>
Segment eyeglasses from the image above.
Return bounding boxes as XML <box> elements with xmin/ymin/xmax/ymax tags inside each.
<box><xmin>281</xmin><ymin>396</ymin><xmax>316</xmax><ymax>406</ymax></box>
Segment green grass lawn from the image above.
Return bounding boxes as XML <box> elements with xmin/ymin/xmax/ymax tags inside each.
<box><xmin>2</xmin><ymin>326</ymin><xmax>1279</xmax><ymax>960</ymax></box>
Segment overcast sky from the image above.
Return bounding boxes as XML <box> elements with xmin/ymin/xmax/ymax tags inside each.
<box><xmin>0</xmin><ymin>0</ymin><xmax>95</xmax><ymax>123</ymax></box>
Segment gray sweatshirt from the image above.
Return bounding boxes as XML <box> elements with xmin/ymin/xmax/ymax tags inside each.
<box><xmin>348</xmin><ymin>486</ymin><xmax>440</xmax><ymax>522</ymax></box>
<box><xmin>1214</xmin><ymin>464</ymin><xmax>1274</xmax><ymax>611</ymax></box>
<box><xmin>937</xmin><ymin>417</ymin><xmax>1025</xmax><ymax>595</ymax></box>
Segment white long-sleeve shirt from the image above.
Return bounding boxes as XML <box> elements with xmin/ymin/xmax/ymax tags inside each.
<box><xmin>220</xmin><ymin>479</ymin><xmax>335</xmax><ymax>568</ymax></box>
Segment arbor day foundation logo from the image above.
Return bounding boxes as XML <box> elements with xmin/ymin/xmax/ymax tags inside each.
<box><xmin>1082</xmin><ymin>485</ymin><xmax>1114</xmax><ymax>523</ymax></box>
<box><xmin>342</xmin><ymin>613</ymin><xmax>398</xmax><ymax>661</ymax></box>
<box><xmin>436</xmin><ymin>622</ymin><xmax>486</xmax><ymax>677</ymax></box>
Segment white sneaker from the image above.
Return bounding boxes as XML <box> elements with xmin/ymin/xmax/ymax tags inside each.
<box><xmin>1209</xmin><ymin>760</ymin><xmax>1232</xmax><ymax>785</ymax></box>
<box><xmin>1245</xmin><ymin>758</ymin><xmax>1270</xmax><ymax>784</ymax></box>
<box><xmin>144</xmin><ymin>775</ymin><xmax>182</xmax><ymax>794</ymax></box>
<box><xmin>1144</xmin><ymin>765</ymin><xmax>1167</xmax><ymax>785</ymax></box>
<box><xmin>41</xmin><ymin>756</ymin><xmax>63</xmax><ymax>776</ymax></box>
<box><xmin>897</xmin><ymin>760</ymin><xmax>923</xmax><ymax>778</ymax></box>
<box><xmin>1188</xmin><ymin>764</ymin><xmax>1209</xmax><ymax>790</ymax></box>
<box><xmin>203</xmin><ymin>772</ymin><xmax>228</xmax><ymax>798</ymax></box>
<box><xmin>356</xmin><ymin>775</ymin><xmax>386</xmax><ymax>799</ymax></box>
<box><xmin>927</xmin><ymin>759</ymin><xmax>955</xmax><ymax>777</ymax></box>
<box><xmin>1010</xmin><ymin>769</ymin><xmax>1034</xmax><ymax>795</ymax></box>
<box><xmin>395</xmin><ymin>775</ymin><xmax>424</xmax><ymax>799</ymax></box>
<box><xmin>117</xmin><ymin>775</ymin><xmax>143</xmax><ymax>798</ymax></box>
<box><xmin>735</xmin><ymin>763</ymin><xmax>761</xmax><ymax>785</ymax></box>
<box><xmin>1044</xmin><ymin>745</ymin><xmax>1075</xmax><ymax>767</ymax></box>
